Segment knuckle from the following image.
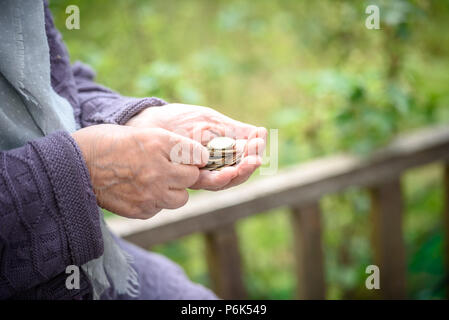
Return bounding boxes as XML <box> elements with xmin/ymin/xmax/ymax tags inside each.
<box><xmin>139</xmin><ymin>191</ymin><xmax>152</xmax><ymax>203</ymax></box>
<box><xmin>133</xmin><ymin>198</ymin><xmax>160</xmax><ymax>219</ymax></box>
<box><xmin>128</xmin><ymin>205</ymin><xmax>145</xmax><ymax>218</ymax></box>
<box><xmin>176</xmin><ymin>190</ymin><xmax>189</xmax><ymax>208</ymax></box>
<box><xmin>187</xmin><ymin>167</ymin><xmax>200</xmax><ymax>186</ymax></box>
<box><xmin>163</xmin><ymin>189</ymin><xmax>189</xmax><ymax>209</ymax></box>
<box><xmin>151</xmin><ymin>169</ymin><xmax>166</xmax><ymax>183</ymax></box>
<box><xmin>149</xmin><ymin>137</ymin><xmax>164</xmax><ymax>151</ymax></box>
<box><xmin>138</xmin><ymin>208</ymin><xmax>162</xmax><ymax>220</ymax></box>
<box><xmin>136</xmin><ymin>173</ymin><xmax>149</xmax><ymax>186</ymax></box>
<box><xmin>141</xmin><ymin>167</ymin><xmax>166</xmax><ymax>185</ymax></box>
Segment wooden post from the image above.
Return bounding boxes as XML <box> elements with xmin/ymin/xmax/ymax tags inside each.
<box><xmin>443</xmin><ymin>163</ymin><xmax>449</xmax><ymax>299</ymax></box>
<box><xmin>205</xmin><ymin>224</ymin><xmax>247</xmax><ymax>299</ymax></box>
<box><xmin>369</xmin><ymin>177</ymin><xmax>407</xmax><ymax>299</ymax></box>
<box><xmin>290</xmin><ymin>201</ymin><xmax>326</xmax><ymax>299</ymax></box>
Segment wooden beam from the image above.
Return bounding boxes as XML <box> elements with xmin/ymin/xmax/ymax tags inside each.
<box><xmin>291</xmin><ymin>202</ymin><xmax>325</xmax><ymax>299</ymax></box>
<box><xmin>106</xmin><ymin>126</ymin><xmax>449</xmax><ymax>247</ymax></box>
<box><xmin>369</xmin><ymin>178</ymin><xmax>407</xmax><ymax>299</ymax></box>
<box><xmin>204</xmin><ymin>224</ymin><xmax>247</xmax><ymax>299</ymax></box>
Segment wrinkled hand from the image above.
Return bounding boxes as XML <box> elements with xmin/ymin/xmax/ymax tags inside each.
<box><xmin>126</xmin><ymin>103</ymin><xmax>267</xmax><ymax>191</ymax></box>
<box><xmin>72</xmin><ymin>124</ymin><xmax>209</xmax><ymax>219</ymax></box>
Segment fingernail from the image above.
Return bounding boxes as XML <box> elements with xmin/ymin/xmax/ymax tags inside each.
<box><xmin>201</xmin><ymin>147</ymin><xmax>210</xmax><ymax>165</ymax></box>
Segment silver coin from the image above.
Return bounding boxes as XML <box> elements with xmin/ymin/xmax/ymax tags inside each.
<box><xmin>209</xmin><ymin>150</ymin><xmax>237</xmax><ymax>157</ymax></box>
<box><xmin>207</xmin><ymin>137</ymin><xmax>236</xmax><ymax>150</ymax></box>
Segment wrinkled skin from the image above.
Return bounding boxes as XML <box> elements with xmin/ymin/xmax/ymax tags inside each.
<box><xmin>72</xmin><ymin>124</ymin><xmax>209</xmax><ymax>219</ymax></box>
<box><xmin>126</xmin><ymin>103</ymin><xmax>267</xmax><ymax>191</ymax></box>
<box><xmin>73</xmin><ymin>104</ymin><xmax>267</xmax><ymax>219</ymax></box>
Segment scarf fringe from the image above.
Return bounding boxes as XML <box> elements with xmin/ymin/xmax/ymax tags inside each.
<box><xmin>82</xmin><ymin>215</ymin><xmax>140</xmax><ymax>300</ymax></box>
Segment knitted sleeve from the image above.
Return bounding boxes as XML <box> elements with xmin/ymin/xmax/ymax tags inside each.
<box><xmin>0</xmin><ymin>131</ymin><xmax>103</xmax><ymax>299</ymax></box>
<box><xmin>72</xmin><ymin>62</ymin><xmax>167</xmax><ymax>127</ymax></box>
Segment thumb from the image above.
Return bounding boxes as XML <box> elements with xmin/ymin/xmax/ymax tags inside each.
<box><xmin>166</xmin><ymin>131</ymin><xmax>210</xmax><ymax>167</ymax></box>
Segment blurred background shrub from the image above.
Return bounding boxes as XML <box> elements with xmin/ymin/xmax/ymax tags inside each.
<box><xmin>50</xmin><ymin>0</ymin><xmax>449</xmax><ymax>299</ymax></box>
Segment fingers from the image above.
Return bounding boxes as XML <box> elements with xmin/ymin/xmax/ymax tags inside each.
<box><xmin>190</xmin><ymin>123</ymin><xmax>226</xmax><ymax>145</ymax></box>
<box><xmin>134</xmin><ymin>124</ymin><xmax>266</xmax><ymax>207</ymax></box>
<box><xmin>255</xmin><ymin>127</ymin><xmax>268</xmax><ymax>145</ymax></box>
<box><xmin>140</xmin><ymin>128</ymin><xmax>209</xmax><ymax>166</ymax></box>
<box><xmin>199</xmin><ymin>111</ymin><xmax>262</xmax><ymax>142</ymax></box>
<box><xmin>167</xmin><ymin>163</ymin><xmax>200</xmax><ymax>188</ymax></box>
<box><xmin>163</xmin><ymin>130</ymin><xmax>210</xmax><ymax>167</ymax></box>
<box><xmin>221</xmin><ymin>116</ymin><xmax>257</xmax><ymax>139</ymax></box>
<box><xmin>245</xmin><ymin>137</ymin><xmax>266</xmax><ymax>158</ymax></box>
<box><xmin>223</xmin><ymin>155</ymin><xmax>262</xmax><ymax>189</ymax></box>
<box><xmin>203</xmin><ymin>124</ymin><xmax>266</xmax><ymax>156</ymax></box>
<box><xmin>223</xmin><ymin>121</ymin><xmax>266</xmax><ymax>143</ymax></box>
<box><xmin>158</xmin><ymin>188</ymin><xmax>190</xmax><ymax>209</ymax></box>
<box><xmin>189</xmin><ymin>128</ymin><xmax>266</xmax><ymax>191</ymax></box>
<box><xmin>189</xmin><ymin>166</ymin><xmax>239</xmax><ymax>190</ymax></box>
<box><xmin>189</xmin><ymin>155</ymin><xmax>262</xmax><ymax>191</ymax></box>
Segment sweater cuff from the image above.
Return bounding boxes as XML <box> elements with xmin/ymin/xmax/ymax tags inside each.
<box><xmin>108</xmin><ymin>96</ymin><xmax>168</xmax><ymax>125</ymax></box>
<box><xmin>31</xmin><ymin>131</ymin><xmax>103</xmax><ymax>266</ymax></box>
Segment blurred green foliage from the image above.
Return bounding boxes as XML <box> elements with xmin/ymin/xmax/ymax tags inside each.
<box><xmin>51</xmin><ymin>0</ymin><xmax>449</xmax><ymax>299</ymax></box>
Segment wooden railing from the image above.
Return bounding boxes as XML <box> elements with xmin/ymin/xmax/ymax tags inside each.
<box><xmin>107</xmin><ymin>126</ymin><xmax>449</xmax><ymax>299</ymax></box>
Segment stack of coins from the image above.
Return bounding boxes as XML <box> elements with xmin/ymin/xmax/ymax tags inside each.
<box><xmin>202</xmin><ymin>137</ymin><xmax>242</xmax><ymax>171</ymax></box>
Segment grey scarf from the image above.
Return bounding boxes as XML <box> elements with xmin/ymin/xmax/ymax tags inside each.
<box><xmin>0</xmin><ymin>0</ymin><xmax>139</xmax><ymax>299</ymax></box>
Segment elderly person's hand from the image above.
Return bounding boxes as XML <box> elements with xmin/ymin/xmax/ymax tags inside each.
<box><xmin>72</xmin><ymin>124</ymin><xmax>209</xmax><ymax>219</ymax></box>
<box><xmin>126</xmin><ymin>103</ymin><xmax>267</xmax><ymax>191</ymax></box>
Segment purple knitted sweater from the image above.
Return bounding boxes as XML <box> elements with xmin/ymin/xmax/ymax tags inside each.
<box><xmin>0</xmin><ymin>2</ymin><xmax>166</xmax><ymax>299</ymax></box>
